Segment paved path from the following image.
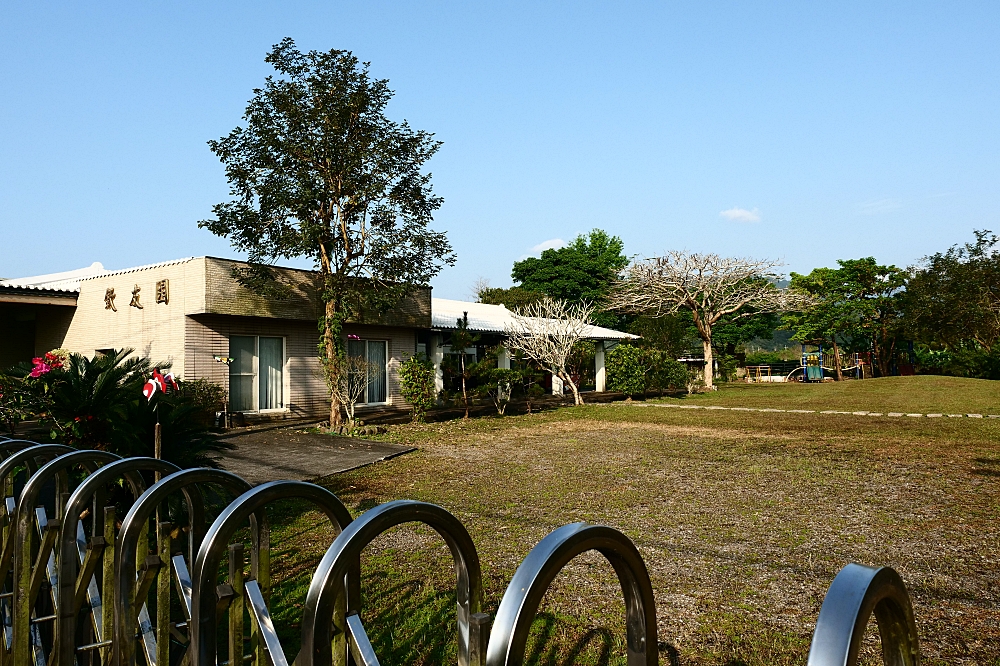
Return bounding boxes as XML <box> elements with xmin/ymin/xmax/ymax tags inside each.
<box><xmin>216</xmin><ymin>425</ymin><xmax>414</xmax><ymax>485</ymax></box>
<box><xmin>622</xmin><ymin>403</ymin><xmax>1000</xmax><ymax>419</ymax></box>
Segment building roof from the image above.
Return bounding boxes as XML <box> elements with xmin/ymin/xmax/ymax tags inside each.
<box><xmin>0</xmin><ymin>262</ymin><xmax>108</xmax><ymax>293</ymax></box>
<box><xmin>431</xmin><ymin>298</ymin><xmax>638</xmax><ymax>341</ymax></box>
<box><xmin>78</xmin><ymin>257</ymin><xmax>195</xmax><ymax>281</ymax></box>
<box><xmin>1</xmin><ymin>258</ymin><xmax>202</xmax><ymax>294</ymax></box>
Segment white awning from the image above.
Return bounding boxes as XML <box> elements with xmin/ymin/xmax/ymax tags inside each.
<box><xmin>431</xmin><ymin>298</ymin><xmax>638</xmax><ymax>340</ymax></box>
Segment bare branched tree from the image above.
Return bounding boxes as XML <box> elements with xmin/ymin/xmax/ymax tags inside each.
<box><xmin>470</xmin><ymin>276</ymin><xmax>492</xmax><ymax>301</ymax></box>
<box><xmin>504</xmin><ymin>297</ymin><xmax>596</xmax><ymax>405</ymax></box>
<box><xmin>610</xmin><ymin>251</ymin><xmax>812</xmax><ymax>389</ymax></box>
<box><xmin>324</xmin><ymin>354</ymin><xmax>375</xmax><ymax>430</ymax></box>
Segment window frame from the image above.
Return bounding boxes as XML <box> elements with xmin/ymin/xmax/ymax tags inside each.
<box><xmin>228</xmin><ymin>335</ymin><xmax>288</xmax><ymax>413</ymax></box>
<box><xmin>347</xmin><ymin>338</ymin><xmax>389</xmax><ymax>406</ymax></box>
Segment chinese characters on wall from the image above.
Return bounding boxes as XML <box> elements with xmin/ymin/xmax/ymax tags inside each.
<box><xmin>155</xmin><ymin>279</ymin><xmax>169</xmax><ymax>304</ymax></box>
<box><xmin>104</xmin><ymin>279</ymin><xmax>169</xmax><ymax>312</ymax></box>
<box><xmin>130</xmin><ymin>284</ymin><xmax>143</xmax><ymax>309</ymax></box>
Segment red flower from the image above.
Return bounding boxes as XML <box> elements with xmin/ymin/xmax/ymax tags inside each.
<box><xmin>43</xmin><ymin>352</ymin><xmax>64</xmax><ymax>369</ymax></box>
<box><xmin>29</xmin><ymin>359</ymin><xmax>52</xmax><ymax>378</ymax></box>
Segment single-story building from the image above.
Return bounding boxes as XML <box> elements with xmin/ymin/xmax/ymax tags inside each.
<box><xmin>427</xmin><ymin>298</ymin><xmax>638</xmax><ymax>394</ymax></box>
<box><xmin>1</xmin><ymin>257</ymin><xmax>636</xmax><ymax>420</ymax></box>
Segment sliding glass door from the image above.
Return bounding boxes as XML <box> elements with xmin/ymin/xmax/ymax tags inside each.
<box><xmin>229</xmin><ymin>336</ymin><xmax>256</xmax><ymax>412</ymax></box>
<box><xmin>347</xmin><ymin>339</ymin><xmax>388</xmax><ymax>404</ymax></box>
<box><xmin>228</xmin><ymin>335</ymin><xmax>285</xmax><ymax>412</ymax></box>
<box><xmin>258</xmin><ymin>337</ymin><xmax>284</xmax><ymax>410</ymax></box>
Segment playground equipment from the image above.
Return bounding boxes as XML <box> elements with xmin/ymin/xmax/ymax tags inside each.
<box><xmin>0</xmin><ymin>435</ymin><xmax>920</xmax><ymax>665</ymax></box>
<box><xmin>745</xmin><ymin>346</ymin><xmax>870</xmax><ymax>383</ymax></box>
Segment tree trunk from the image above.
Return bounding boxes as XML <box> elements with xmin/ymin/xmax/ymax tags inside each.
<box><xmin>324</xmin><ymin>298</ymin><xmax>344</xmax><ymax>429</ymax></box>
<box><xmin>460</xmin><ymin>356</ymin><xmax>469</xmax><ymax>419</ymax></box>
<box><xmin>562</xmin><ymin>371</ymin><xmax>583</xmax><ymax>405</ymax></box>
<box><xmin>875</xmin><ymin>332</ymin><xmax>895</xmax><ymax>377</ymax></box>
<box><xmin>702</xmin><ymin>338</ymin><xmax>714</xmax><ymax>390</ymax></box>
<box><xmin>831</xmin><ymin>338</ymin><xmax>843</xmax><ymax>381</ymax></box>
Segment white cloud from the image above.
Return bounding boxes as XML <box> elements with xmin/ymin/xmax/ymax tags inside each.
<box><xmin>530</xmin><ymin>238</ymin><xmax>566</xmax><ymax>253</ymax></box>
<box><xmin>719</xmin><ymin>207</ymin><xmax>761</xmax><ymax>223</ymax></box>
<box><xmin>518</xmin><ymin>237</ymin><xmax>566</xmax><ymax>261</ymax></box>
<box><xmin>858</xmin><ymin>198</ymin><xmax>903</xmax><ymax>215</ymax></box>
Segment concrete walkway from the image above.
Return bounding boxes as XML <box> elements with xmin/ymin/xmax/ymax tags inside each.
<box><xmin>216</xmin><ymin>425</ymin><xmax>414</xmax><ymax>485</ymax></box>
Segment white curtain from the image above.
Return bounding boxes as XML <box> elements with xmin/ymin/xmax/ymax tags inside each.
<box><xmin>229</xmin><ymin>336</ymin><xmax>255</xmax><ymax>412</ymax></box>
<box><xmin>367</xmin><ymin>341</ymin><xmax>387</xmax><ymax>403</ymax></box>
<box><xmin>258</xmin><ymin>337</ymin><xmax>283</xmax><ymax>410</ymax></box>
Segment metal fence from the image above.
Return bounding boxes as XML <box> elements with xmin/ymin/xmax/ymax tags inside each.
<box><xmin>0</xmin><ymin>436</ymin><xmax>919</xmax><ymax>666</ymax></box>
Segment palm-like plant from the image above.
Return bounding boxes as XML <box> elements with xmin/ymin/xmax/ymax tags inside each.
<box><xmin>41</xmin><ymin>349</ymin><xmax>232</xmax><ymax>468</ymax></box>
<box><xmin>46</xmin><ymin>349</ymin><xmax>151</xmax><ymax>449</ymax></box>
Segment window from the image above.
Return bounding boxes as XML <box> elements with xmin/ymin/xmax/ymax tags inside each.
<box><xmin>347</xmin><ymin>339</ymin><xmax>388</xmax><ymax>404</ymax></box>
<box><xmin>229</xmin><ymin>335</ymin><xmax>285</xmax><ymax>412</ymax></box>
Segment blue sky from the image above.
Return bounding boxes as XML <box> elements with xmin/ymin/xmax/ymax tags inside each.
<box><xmin>2</xmin><ymin>2</ymin><xmax>997</xmax><ymax>299</ymax></box>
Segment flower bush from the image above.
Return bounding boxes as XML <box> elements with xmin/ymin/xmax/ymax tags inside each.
<box><xmin>0</xmin><ymin>348</ymin><xmax>231</xmax><ymax>467</ymax></box>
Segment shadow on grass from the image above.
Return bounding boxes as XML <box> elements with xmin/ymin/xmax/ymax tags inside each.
<box><xmin>972</xmin><ymin>457</ymin><xmax>1000</xmax><ymax>476</ymax></box>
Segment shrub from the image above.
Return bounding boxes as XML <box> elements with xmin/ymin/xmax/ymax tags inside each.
<box><xmin>606</xmin><ymin>344</ymin><xmax>646</xmax><ymax>395</ymax></box>
<box><xmin>915</xmin><ymin>344</ymin><xmax>1000</xmax><ymax>379</ymax></box>
<box><xmin>123</xmin><ymin>387</ymin><xmax>233</xmax><ymax>468</ymax></box>
<box><xmin>399</xmin><ymin>354</ymin><xmax>437</xmax><ymax>422</ymax></box>
<box><xmin>0</xmin><ymin>369</ymin><xmax>35</xmax><ymax>434</ymax></box>
<box><xmin>9</xmin><ymin>348</ymin><xmax>230</xmax><ymax>467</ymax></box>
<box><xmin>476</xmin><ymin>367</ymin><xmax>521</xmax><ymax>415</ymax></box>
<box><xmin>182</xmin><ymin>378</ymin><xmax>228</xmax><ymax>426</ymax></box>
<box><xmin>645</xmin><ymin>351</ymin><xmax>688</xmax><ymax>393</ymax></box>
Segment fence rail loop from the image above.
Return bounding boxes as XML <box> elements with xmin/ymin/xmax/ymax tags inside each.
<box><xmin>55</xmin><ymin>456</ymin><xmax>180</xmax><ymax>666</ymax></box>
<box><xmin>116</xmin><ymin>467</ymin><xmax>253</xmax><ymax>666</ymax></box>
<box><xmin>0</xmin><ymin>444</ymin><xmax>73</xmax><ymax>666</ymax></box>
<box><xmin>189</xmin><ymin>480</ymin><xmax>354</xmax><ymax>666</ymax></box>
<box><xmin>301</xmin><ymin>499</ymin><xmax>484</xmax><ymax>666</ymax></box>
<box><xmin>486</xmin><ymin>522</ymin><xmax>658</xmax><ymax>666</ymax></box>
<box><xmin>13</xmin><ymin>449</ymin><xmax>120</xmax><ymax>666</ymax></box>
<box><xmin>807</xmin><ymin>563</ymin><xmax>920</xmax><ymax>666</ymax></box>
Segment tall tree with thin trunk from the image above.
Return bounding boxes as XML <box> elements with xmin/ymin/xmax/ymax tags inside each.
<box><xmin>200</xmin><ymin>39</ymin><xmax>454</xmax><ymax>428</ymax></box>
<box><xmin>785</xmin><ymin>267</ymin><xmax>852</xmax><ymax>380</ymax></box>
<box><xmin>504</xmin><ymin>297</ymin><xmax>596</xmax><ymax>405</ymax></box>
<box><xmin>610</xmin><ymin>252</ymin><xmax>809</xmax><ymax>389</ymax></box>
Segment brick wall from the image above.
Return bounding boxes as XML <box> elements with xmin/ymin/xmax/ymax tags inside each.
<box><xmin>203</xmin><ymin>257</ymin><xmax>432</xmax><ymax>327</ymax></box>
<box><xmin>185</xmin><ymin>314</ymin><xmax>329</xmax><ymax>418</ymax></box>
<box><xmin>185</xmin><ymin>315</ymin><xmax>416</xmax><ymax>419</ymax></box>
<box><xmin>62</xmin><ymin>258</ymin><xmax>205</xmax><ymax>374</ymax></box>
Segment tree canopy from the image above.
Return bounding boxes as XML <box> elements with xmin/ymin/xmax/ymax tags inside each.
<box><xmin>511</xmin><ymin>229</ymin><xmax>628</xmax><ymax>327</ymax></box>
<box><xmin>787</xmin><ymin>258</ymin><xmax>907</xmax><ymax>377</ymax></box>
<box><xmin>611</xmin><ymin>252</ymin><xmax>806</xmax><ymax>389</ymax></box>
<box><xmin>199</xmin><ymin>39</ymin><xmax>454</xmax><ymax>426</ymax></box>
<box><xmin>903</xmin><ymin>230</ymin><xmax>1000</xmax><ymax>352</ymax></box>
<box><xmin>476</xmin><ymin>285</ymin><xmax>545</xmax><ymax>311</ymax></box>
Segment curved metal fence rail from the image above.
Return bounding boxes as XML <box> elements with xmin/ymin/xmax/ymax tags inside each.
<box><xmin>0</xmin><ymin>442</ymin><xmax>921</xmax><ymax>666</ymax></box>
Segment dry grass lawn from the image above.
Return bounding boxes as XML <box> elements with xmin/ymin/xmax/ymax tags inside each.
<box><xmin>266</xmin><ymin>377</ymin><xmax>1000</xmax><ymax>665</ymax></box>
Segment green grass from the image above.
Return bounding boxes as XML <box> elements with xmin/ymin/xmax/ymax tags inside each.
<box><xmin>257</xmin><ymin>377</ymin><xmax>999</xmax><ymax>665</ymax></box>
<box><xmin>660</xmin><ymin>375</ymin><xmax>1000</xmax><ymax>414</ymax></box>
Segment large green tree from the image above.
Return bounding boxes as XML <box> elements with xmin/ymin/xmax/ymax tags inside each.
<box><xmin>904</xmin><ymin>230</ymin><xmax>1000</xmax><ymax>352</ymax></box>
<box><xmin>511</xmin><ymin>229</ymin><xmax>628</xmax><ymax>326</ymax></box>
<box><xmin>784</xmin><ymin>267</ymin><xmax>853</xmax><ymax>379</ymax></box>
<box><xmin>787</xmin><ymin>258</ymin><xmax>907</xmax><ymax>377</ymax></box>
<box><xmin>200</xmin><ymin>39</ymin><xmax>454</xmax><ymax>427</ymax></box>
